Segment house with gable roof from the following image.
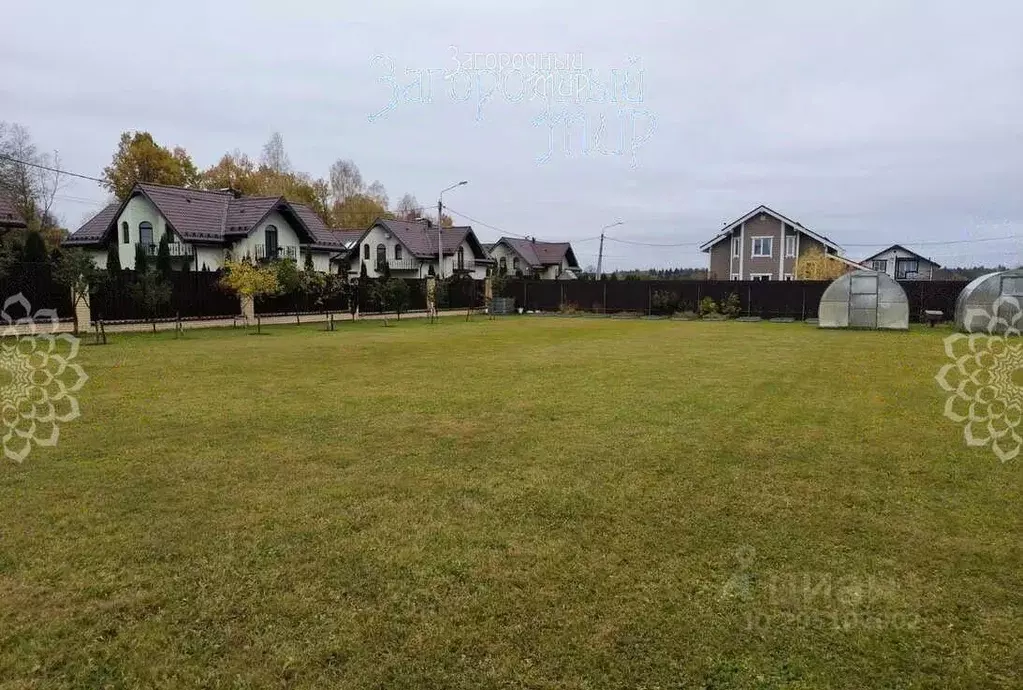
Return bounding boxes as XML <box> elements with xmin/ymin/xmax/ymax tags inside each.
<box><xmin>346</xmin><ymin>217</ymin><xmax>492</xmax><ymax>279</ymax></box>
<box><xmin>488</xmin><ymin>237</ymin><xmax>580</xmax><ymax>279</ymax></box>
<box><xmin>860</xmin><ymin>244</ymin><xmax>941</xmax><ymax>280</ymax></box>
<box><xmin>700</xmin><ymin>205</ymin><xmax>844</xmax><ymax>280</ymax></box>
<box><xmin>63</xmin><ymin>182</ymin><xmax>351</xmax><ymax>272</ymax></box>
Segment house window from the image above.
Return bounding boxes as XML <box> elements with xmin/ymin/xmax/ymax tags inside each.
<box><xmin>512</xmin><ymin>257</ymin><xmax>519</xmax><ymax>271</ymax></box>
<box><xmin>784</xmin><ymin>235</ymin><xmax>797</xmax><ymax>258</ymax></box>
<box><xmin>376</xmin><ymin>243</ymin><xmax>386</xmax><ymax>268</ymax></box>
<box><xmin>750</xmin><ymin>273</ymin><xmax>772</xmax><ymax>281</ymax></box>
<box><xmin>895</xmin><ymin>259</ymin><xmax>918</xmax><ymax>280</ymax></box>
<box><xmin>121</xmin><ymin>221</ymin><xmax>129</xmax><ymax>244</ymax></box>
<box><xmin>265</xmin><ymin>225</ymin><xmax>278</xmax><ymax>258</ymax></box>
<box><xmin>732</xmin><ymin>236</ymin><xmax>740</xmax><ymax>258</ymax></box>
<box><xmin>499</xmin><ymin>257</ymin><xmax>507</xmax><ymax>274</ymax></box>
<box><xmin>394</xmin><ymin>244</ymin><xmax>402</xmax><ymax>261</ymax></box>
<box><xmin>871</xmin><ymin>259</ymin><xmax>888</xmax><ymax>272</ymax></box>
<box><xmin>751</xmin><ymin>237</ymin><xmax>773</xmax><ymax>258</ymax></box>
<box><xmin>457</xmin><ymin>246</ymin><xmax>465</xmax><ymax>269</ymax></box>
<box><xmin>363</xmin><ymin>243</ymin><xmax>370</xmax><ymax>260</ymax></box>
<box><xmin>138</xmin><ymin>221</ymin><xmax>154</xmax><ymax>247</ymax></box>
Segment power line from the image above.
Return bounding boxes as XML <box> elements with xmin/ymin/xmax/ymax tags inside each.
<box><xmin>444</xmin><ymin>205</ymin><xmax>601</xmax><ymax>244</ymax></box>
<box><xmin>0</xmin><ymin>154</ymin><xmax>105</xmax><ymax>184</ymax></box>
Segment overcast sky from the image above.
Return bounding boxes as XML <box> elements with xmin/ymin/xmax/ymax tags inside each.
<box><xmin>3</xmin><ymin>1</ymin><xmax>1022</xmax><ymax>270</ymax></box>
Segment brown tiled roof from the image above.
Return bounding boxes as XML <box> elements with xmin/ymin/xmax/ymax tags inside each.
<box><xmin>137</xmin><ymin>183</ymin><xmax>235</xmax><ymax>242</ymax></box>
<box><xmin>64</xmin><ymin>183</ymin><xmax>333</xmax><ymax>248</ymax></box>
<box><xmin>0</xmin><ymin>194</ymin><xmax>27</xmax><ymax>228</ymax></box>
<box><xmin>225</xmin><ymin>196</ymin><xmax>281</xmax><ymax>235</ymax></box>
<box><xmin>498</xmin><ymin>237</ymin><xmax>579</xmax><ymax>268</ymax></box>
<box><xmin>372</xmin><ymin>218</ymin><xmax>489</xmax><ymax>260</ymax></box>
<box><xmin>63</xmin><ymin>203</ymin><xmax>119</xmax><ymax>245</ymax></box>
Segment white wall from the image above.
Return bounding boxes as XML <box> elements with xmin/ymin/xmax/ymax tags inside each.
<box><xmin>354</xmin><ymin>224</ymin><xmax>422</xmax><ymax>278</ymax></box>
<box><xmin>490</xmin><ymin>243</ymin><xmax>528</xmax><ymax>276</ymax></box>
<box><xmin>195</xmin><ymin>246</ymin><xmax>225</xmax><ymax>271</ymax></box>
<box><xmin>230</xmin><ymin>211</ymin><xmax>303</xmax><ymax>263</ymax></box>
<box><xmin>115</xmin><ymin>195</ymin><xmax>184</xmax><ymax>269</ymax></box>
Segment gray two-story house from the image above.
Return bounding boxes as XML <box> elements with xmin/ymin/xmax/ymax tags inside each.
<box><xmin>700</xmin><ymin>205</ymin><xmax>843</xmax><ymax>280</ymax></box>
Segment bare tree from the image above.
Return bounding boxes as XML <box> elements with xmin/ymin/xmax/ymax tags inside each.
<box><xmin>367</xmin><ymin>180</ymin><xmax>388</xmax><ymax>208</ymax></box>
<box><xmin>396</xmin><ymin>192</ymin><xmax>422</xmax><ymax>221</ymax></box>
<box><xmin>328</xmin><ymin>159</ymin><xmax>364</xmax><ymax>204</ymax></box>
<box><xmin>0</xmin><ymin>122</ymin><xmax>65</xmax><ymax>237</ymax></box>
<box><xmin>260</xmin><ymin>132</ymin><xmax>291</xmax><ymax>174</ymax></box>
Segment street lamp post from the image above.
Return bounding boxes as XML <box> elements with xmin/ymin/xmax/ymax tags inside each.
<box><xmin>438</xmin><ymin>181</ymin><xmax>468</xmax><ymax>278</ymax></box>
<box><xmin>596</xmin><ymin>221</ymin><xmax>624</xmax><ymax>280</ymax></box>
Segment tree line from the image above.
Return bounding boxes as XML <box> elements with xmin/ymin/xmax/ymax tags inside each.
<box><xmin>100</xmin><ymin>130</ymin><xmax>453</xmax><ymax>229</ymax></box>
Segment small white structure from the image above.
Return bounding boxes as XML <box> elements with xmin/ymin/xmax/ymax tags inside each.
<box><xmin>954</xmin><ymin>269</ymin><xmax>1023</xmax><ymax>334</ymax></box>
<box><xmin>818</xmin><ymin>270</ymin><xmax>909</xmax><ymax>330</ymax></box>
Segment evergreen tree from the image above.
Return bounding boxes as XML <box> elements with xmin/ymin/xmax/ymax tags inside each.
<box><xmin>156</xmin><ymin>234</ymin><xmax>173</xmax><ymax>279</ymax></box>
<box><xmin>106</xmin><ymin>242</ymin><xmax>122</xmax><ymax>273</ymax></box>
<box><xmin>22</xmin><ymin>230</ymin><xmax>48</xmax><ymax>263</ymax></box>
<box><xmin>134</xmin><ymin>242</ymin><xmax>149</xmax><ymax>274</ymax></box>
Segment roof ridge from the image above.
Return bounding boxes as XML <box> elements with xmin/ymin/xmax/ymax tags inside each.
<box><xmin>137</xmin><ymin>181</ymin><xmax>233</xmax><ymax>196</ymax></box>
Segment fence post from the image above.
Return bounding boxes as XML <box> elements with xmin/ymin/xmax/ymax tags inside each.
<box><xmin>647</xmin><ymin>285</ymin><xmax>652</xmax><ymax>316</ymax></box>
<box><xmin>602</xmin><ymin>282</ymin><xmax>607</xmax><ymax>314</ymax></box>
<box><xmin>747</xmin><ymin>285</ymin><xmax>751</xmax><ymax>317</ymax></box>
<box><xmin>801</xmin><ymin>287</ymin><xmax>806</xmax><ymax>321</ymax></box>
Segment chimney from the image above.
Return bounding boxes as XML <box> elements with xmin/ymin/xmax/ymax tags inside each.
<box><xmin>416</xmin><ymin>216</ymin><xmax>433</xmax><ymax>228</ymax></box>
<box><xmin>218</xmin><ymin>187</ymin><xmax>243</xmax><ymax>199</ymax></box>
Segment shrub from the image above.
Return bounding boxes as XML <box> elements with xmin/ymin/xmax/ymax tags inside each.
<box><xmin>698</xmin><ymin>296</ymin><xmax>718</xmax><ymax>316</ymax></box>
<box><xmin>559</xmin><ymin>302</ymin><xmax>579</xmax><ymax>315</ymax></box>
<box><xmin>721</xmin><ymin>292</ymin><xmax>742</xmax><ymax>318</ymax></box>
<box><xmin>650</xmin><ymin>290</ymin><xmax>679</xmax><ymax>315</ymax></box>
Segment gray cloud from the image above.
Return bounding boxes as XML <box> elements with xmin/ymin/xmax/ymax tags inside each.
<box><xmin>3</xmin><ymin>0</ymin><xmax>1021</xmax><ymax>270</ymax></box>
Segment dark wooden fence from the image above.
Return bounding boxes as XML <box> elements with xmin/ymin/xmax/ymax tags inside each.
<box><xmin>499</xmin><ymin>279</ymin><xmax>969</xmax><ymax>321</ymax></box>
<box><xmin>0</xmin><ymin>262</ymin><xmax>73</xmax><ymax>319</ymax></box>
<box><xmin>92</xmin><ymin>270</ymin><xmax>241</xmax><ymax>321</ymax></box>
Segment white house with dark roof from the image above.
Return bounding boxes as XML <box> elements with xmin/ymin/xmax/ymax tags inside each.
<box><xmin>64</xmin><ymin>183</ymin><xmax>350</xmax><ymax>272</ymax></box>
<box><xmin>346</xmin><ymin>218</ymin><xmax>492</xmax><ymax>279</ymax></box>
<box><xmin>488</xmin><ymin>237</ymin><xmax>580</xmax><ymax>279</ymax></box>
<box><xmin>860</xmin><ymin>244</ymin><xmax>941</xmax><ymax>280</ymax></box>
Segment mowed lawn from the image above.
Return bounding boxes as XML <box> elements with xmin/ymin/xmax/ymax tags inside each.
<box><xmin>0</xmin><ymin>317</ymin><xmax>1020</xmax><ymax>689</ymax></box>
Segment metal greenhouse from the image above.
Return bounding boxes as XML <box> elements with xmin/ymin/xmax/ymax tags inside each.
<box><xmin>818</xmin><ymin>270</ymin><xmax>909</xmax><ymax>330</ymax></box>
<box><xmin>953</xmin><ymin>269</ymin><xmax>1023</xmax><ymax>334</ymax></box>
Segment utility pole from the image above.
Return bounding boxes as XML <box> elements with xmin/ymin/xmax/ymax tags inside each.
<box><xmin>596</xmin><ymin>221</ymin><xmax>623</xmax><ymax>280</ymax></box>
<box><xmin>437</xmin><ymin>180</ymin><xmax>469</xmax><ymax>279</ymax></box>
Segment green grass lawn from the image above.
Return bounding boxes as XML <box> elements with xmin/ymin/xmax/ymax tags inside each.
<box><xmin>0</xmin><ymin>317</ymin><xmax>1020</xmax><ymax>689</ymax></box>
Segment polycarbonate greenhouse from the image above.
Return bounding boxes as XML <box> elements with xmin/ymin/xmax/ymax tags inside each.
<box><xmin>818</xmin><ymin>270</ymin><xmax>909</xmax><ymax>330</ymax></box>
<box><xmin>954</xmin><ymin>269</ymin><xmax>1023</xmax><ymax>334</ymax></box>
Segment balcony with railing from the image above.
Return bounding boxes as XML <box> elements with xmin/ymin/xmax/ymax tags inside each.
<box><xmin>136</xmin><ymin>242</ymin><xmax>193</xmax><ymax>259</ymax></box>
<box><xmin>377</xmin><ymin>257</ymin><xmax>419</xmax><ymax>271</ymax></box>
<box><xmin>452</xmin><ymin>258</ymin><xmax>477</xmax><ymax>273</ymax></box>
<box><xmin>255</xmin><ymin>245</ymin><xmax>298</xmax><ymax>262</ymax></box>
